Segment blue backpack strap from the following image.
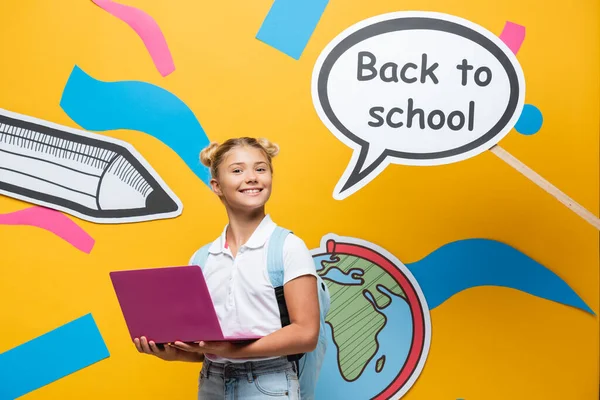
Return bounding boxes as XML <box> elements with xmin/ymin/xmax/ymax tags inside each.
<box><xmin>189</xmin><ymin>243</ymin><xmax>212</xmax><ymax>271</ymax></box>
<box><xmin>267</xmin><ymin>227</ymin><xmax>305</xmax><ymax>364</ymax></box>
<box><xmin>267</xmin><ymin>226</ymin><xmax>291</xmax><ymax>288</ymax></box>
<box><xmin>266</xmin><ymin>226</ymin><xmax>331</xmax><ymax>399</ymax></box>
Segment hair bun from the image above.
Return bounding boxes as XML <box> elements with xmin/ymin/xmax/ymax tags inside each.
<box><xmin>199</xmin><ymin>142</ymin><xmax>220</xmax><ymax>167</ymax></box>
<box><xmin>257</xmin><ymin>137</ymin><xmax>280</xmax><ymax>158</ymax></box>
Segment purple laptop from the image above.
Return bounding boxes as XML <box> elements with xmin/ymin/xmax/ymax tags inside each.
<box><xmin>109</xmin><ymin>265</ymin><xmax>261</xmax><ymax>344</ymax></box>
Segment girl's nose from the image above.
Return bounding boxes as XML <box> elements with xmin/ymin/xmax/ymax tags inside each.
<box><xmin>245</xmin><ymin>170</ymin><xmax>258</xmax><ymax>182</ymax></box>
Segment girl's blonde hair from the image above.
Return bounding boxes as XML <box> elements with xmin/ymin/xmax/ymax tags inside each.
<box><xmin>199</xmin><ymin>137</ymin><xmax>280</xmax><ymax>178</ymax></box>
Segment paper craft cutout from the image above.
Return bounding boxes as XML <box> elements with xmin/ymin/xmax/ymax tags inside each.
<box><xmin>0</xmin><ymin>107</ymin><xmax>182</xmax><ymax>224</ymax></box>
<box><xmin>312</xmin><ymin>234</ymin><xmax>430</xmax><ymax>400</ymax></box>
<box><xmin>0</xmin><ymin>206</ymin><xmax>95</xmax><ymax>253</ymax></box>
<box><xmin>311</xmin><ymin>234</ymin><xmax>593</xmax><ymax>400</ymax></box>
<box><xmin>0</xmin><ymin>314</ymin><xmax>109</xmax><ymax>400</ymax></box>
<box><xmin>499</xmin><ymin>23</ymin><xmax>543</xmax><ymax>135</ymax></box>
<box><xmin>404</xmin><ymin>238</ymin><xmax>594</xmax><ymax>313</ymax></box>
<box><xmin>499</xmin><ymin>21</ymin><xmax>526</xmax><ymax>54</ymax></box>
<box><xmin>60</xmin><ymin>65</ymin><xmax>211</xmax><ymax>186</ymax></box>
<box><xmin>311</xmin><ymin>12</ymin><xmax>526</xmax><ymax>200</ymax></box>
<box><xmin>312</xmin><ymin>12</ymin><xmax>599</xmax><ymax>229</ymax></box>
<box><xmin>91</xmin><ymin>0</ymin><xmax>175</xmax><ymax>76</ymax></box>
<box><xmin>256</xmin><ymin>0</ymin><xmax>329</xmax><ymax>59</ymax></box>
<box><xmin>515</xmin><ymin>104</ymin><xmax>543</xmax><ymax>135</ymax></box>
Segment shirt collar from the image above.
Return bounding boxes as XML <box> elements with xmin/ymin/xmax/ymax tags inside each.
<box><xmin>208</xmin><ymin>214</ymin><xmax>276</xmax><ymax>254</ymax></box>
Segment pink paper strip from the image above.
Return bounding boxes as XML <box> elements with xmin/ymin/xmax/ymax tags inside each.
<box><xmin>91</xmin><ymin>0</ymin><xmax>175</xmax><ymax>77</ymax></box>
<box><xmin>0</xmin><ymin>206</ymin><xmax>95</xmax><ymax>253</ymax></box>
<box><xmin>499</xmin><ymin>21</ymin><xmax>526</xmax><ymax>54</ymax></box>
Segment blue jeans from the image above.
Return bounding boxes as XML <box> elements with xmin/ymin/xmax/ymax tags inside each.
<box><xmin>198</xmin><ymin>357</ymin><xmax>300</xmax><ymax>400</ymax></box>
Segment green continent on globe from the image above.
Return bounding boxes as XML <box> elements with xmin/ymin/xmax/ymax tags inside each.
<box><xmin>319</xmin><ymin>253</ymin><xmax>406</xmax><ymax>382</ymax></box>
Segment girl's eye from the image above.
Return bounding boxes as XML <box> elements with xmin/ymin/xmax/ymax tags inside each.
<box><xmin>232</xmin><ymin>169</ymin><xmax>242</xmax><ymax>173</ymax></box>
<box><xmin>257</xmin><ymin>167</ymin><xmax>266</xmax><ymax>172</ymax></box>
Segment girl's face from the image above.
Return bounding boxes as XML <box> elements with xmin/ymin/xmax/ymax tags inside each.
<box><xmin>211</xmin><ymin>146</ymin><xmax>273</xmax><ymax>212</ymax></box>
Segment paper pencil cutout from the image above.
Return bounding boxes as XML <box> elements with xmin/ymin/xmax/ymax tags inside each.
<box><xmin>0</xmin><ymin>108</ymin><xmax>182</xmax><ymax>224</ymax></box>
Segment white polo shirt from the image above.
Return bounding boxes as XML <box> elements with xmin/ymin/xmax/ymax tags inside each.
<box><xmin>190</xmin><ymin>215</ymin><xmax>317</xmax><ymax>363</ymax></box>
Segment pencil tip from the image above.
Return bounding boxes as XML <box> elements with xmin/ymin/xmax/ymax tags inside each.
<box><xmin>146</xmin><ymin>189</ymin><xmax>179</xmax><ymax>214</ymax></box>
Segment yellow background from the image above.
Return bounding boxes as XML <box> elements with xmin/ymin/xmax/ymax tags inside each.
<box><xmin>0</xmin><ymin>0</ymin><xmax>598</xmax><ymax>399</ymax></box>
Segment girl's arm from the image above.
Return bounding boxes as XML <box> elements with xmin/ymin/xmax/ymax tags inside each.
<box><xmin>232</xmin><ymin>274</ymin><xmax>320</xmax><ymax>358</ymax></box>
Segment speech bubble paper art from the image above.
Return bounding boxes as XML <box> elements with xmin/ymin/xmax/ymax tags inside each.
<box><xmin>311</xmin><ymin>12</ymin><xmax>526</xmax><ymax>200</ymax></box>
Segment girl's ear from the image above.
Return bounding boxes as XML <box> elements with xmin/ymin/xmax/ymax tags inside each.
<box><xmin>210</xmin><ymin>178</ymin><xmax>222</xmax><ymax>196</ymax></box>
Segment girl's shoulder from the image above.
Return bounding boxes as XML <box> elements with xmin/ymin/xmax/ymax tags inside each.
<box><xmin>281</xmin><ymin>232</ymin><xmax>310</xmax><ymax>253</ymax></box>
<box><xmin>274</xmin><ymin>230</ymin><xmax>313</xmax><ymax>266</ymax></box>
<box><xmin>267</xmin><ymin>226</ymin><xmax>310</xmax><ymax>254</ymax></box>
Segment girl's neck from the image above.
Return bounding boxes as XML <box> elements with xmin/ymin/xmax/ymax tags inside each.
<box><xmin>225</xmin><ymin>207</ymin><xmax>266</xmax><ymax>250</ymax></box>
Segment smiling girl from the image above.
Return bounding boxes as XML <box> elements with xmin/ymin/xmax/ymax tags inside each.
<box><xmin>135</xmin><ymin>137</ymin><xmax>320</xmax><ymax>399</ymax></box>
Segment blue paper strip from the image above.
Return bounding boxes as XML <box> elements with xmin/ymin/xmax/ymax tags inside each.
<box><xmin>60</xmin><ymin>65</ymin><xmax>211</xmax><ymax>186</ymax></box>
<box><xmin>256</xmin><ymin>0</ymin><xmax>329</xmax><ymax>59</ymax></box>
<box><xmin>0</xmin><ymin>314</ymin><xmax>110</xmax><ymax>399</ymax></box>
<box><xmin>405</xmin><ymin>239</ymin><xmax>594</xmax><ymax>314</ymax></box>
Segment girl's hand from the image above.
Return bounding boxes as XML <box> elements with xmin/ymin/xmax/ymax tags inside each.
<box><xmin>173</xmin><ymin>341</ymin><xmax>245</xmax><ymax>359</ymax></box>
<box><xmin>134</xmin><ymin>336</ymin><xmax>204</xmax><ymax>362</ymax></box>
